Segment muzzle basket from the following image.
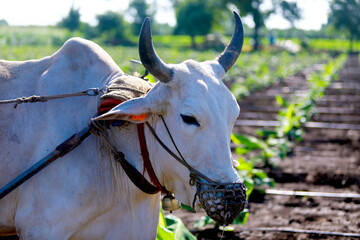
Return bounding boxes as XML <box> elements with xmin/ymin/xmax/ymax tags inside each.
<box><xmin>196</xmin><ymin>181</ymin><xmax>247</xmax><ymax>225</ymax></box>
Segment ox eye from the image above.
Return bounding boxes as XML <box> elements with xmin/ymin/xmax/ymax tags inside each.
<box><xmin>180</xmin><ymin>114</ymin><xmax>200</xmax><ymax>127</ymax></box>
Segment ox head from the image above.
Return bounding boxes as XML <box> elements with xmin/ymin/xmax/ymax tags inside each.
<box><xmin>96</xmin><ymin>11</ymin><xmax>246</xmax><ymax>225</ymax></box>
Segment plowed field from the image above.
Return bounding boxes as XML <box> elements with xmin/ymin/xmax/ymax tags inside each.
<box><xmin>172</xmin><ymin>54</ymin><xmax>360</xmax><ymax>240</ymax></box>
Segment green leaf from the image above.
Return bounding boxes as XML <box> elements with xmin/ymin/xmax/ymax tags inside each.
<box><xmin>146</xmin><ymin>74</ymin><xmax>157</xmax><ymax>84</ymax></box>
<box><xmin>159</xmin><ymin>210</ymin><xmax>166</xmax><ymax>227</ymax></box>
<box><xmin>235</xmin><ymin>147</ymin><xmax>249</xmax><ymax>155</ymax></box>
<box><xmin>256</xmin><ymin>129</ymin><xmax>277</xmax><ymax>137</ymax></box>
<box><xmin>232</xmin><ymin>133</ymin><xmax>267</xmax><ymax>150</ymax></box>
<box><xmin>275</xmin><ymin>95</ymin><xmax>287</xmax><ymax>107</ymax></box>
<box><xmin>180</xmin><ymin>203</ymin><xmax>194</xmax><ymax>212</ymax></box>
<box><xmin>194</xmin><ymin>215</ymin><xmax>215</xmax><ymax>229</ymax></box>
<box><xmin>285</xmin><ymin>103</ymin><xmax>295</xmax><ymax>121</ymax></box>
<box><xmin>236</xmin><ymin>157</ymin><xmax>253</xmax><ymax>173</ymax></box>
<box><xmin>231</xmin><ymin>133</ymin><xmax>241</xmax><ymax>145</ymax></box>
<box><xmin>165</xmin><ymin>215</ymin><xmax>196</xmax><ymax>240</ymax></box>
<box><xmin>157</xmin><ymin>224</ymin><xmax>176</xmax><ymax>240</ymax></box>
<box><xmin>242</xmin><ymin>176</ymin><xmax>254</xmax><ymax>197</ymax></box>
<box><xmin>232</xmin><ymin>209</ymin><xmax>249</xmax><ymax>225</ymax></box>
<box><xmin>157</xmin><ymin>211</ymin><xmax>175</xmax><ymax>240</ymax></box>
<box><xmin>253</xmin><ymin>169</ymin><xmax>267</xmax><ymax>179</ymax></box>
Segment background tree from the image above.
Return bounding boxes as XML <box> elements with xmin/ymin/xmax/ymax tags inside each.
<box><xmin>174</xmin><ymin>0</ymin><xmax>214</xmax><ymax>48</ymax></box>
<box><xmin>328</xmin><ymin>0</ymin><xmax>360</xmax><ymax>52</ymax></box>
<box><xmin>224</xmin><ymin>0</ymin><xmax>273</xmax><ymax>51</ymax></box>
<box><xmin>0</xmin><ymin>19</ymin><xmax>8</xmax><ymax>26</ymax></box>
<box><xmin>223</xmin><ymin>0</ymin><xmax>301</xmax><ymax>50</ymax></box>
<box><xmin>128</xmin><ymin>0</ymin><xmax>154</xmax><ymax>35</ymax></box>
<box><xmin>280</xmin><ymin>1</ymin><xmax>301</xmax><ymax>29</ymax></box>
<box><xmin>58</xmin><ymin>6</ymin><xmax>80</xmax><ymax>32</ymax></box>
<box><xmin>96</xmin><ymin>11</ymin><xmax>130</xmax><ymax>45</ymax></box>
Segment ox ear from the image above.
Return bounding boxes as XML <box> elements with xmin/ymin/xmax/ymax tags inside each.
<box><xmin>93</xmin><ymin>87</ymin><xmax>167</xmax><ymax>123</ymax></box>
<box><xmin>93</xmin><ymin>98</ymin><xmax>156</xmax><ymax>123</ymax></box>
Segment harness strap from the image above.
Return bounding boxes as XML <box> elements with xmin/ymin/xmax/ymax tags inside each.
<box><xmin>91</xmin><ymin>123</ymin><xmax>160</xmax><ymax>195</ymax></box>
<box><xmin>137</xmin><ymin>123</ymin><xmax>169</xmax><ymax>194</ymax></box>
<box><xmin>115</xmin><ymin>152</ymin><xmax>159</xmax><ymax>194</ymax></box>
<box><xmin>145</xmin><ymin>121</ymin><xmax>215</xmax><ymax>184</ymax></box>
<box><xmin>96</xmin><ymin>98</ymin><xmax>165</xmax><ymax>195</ymax></box>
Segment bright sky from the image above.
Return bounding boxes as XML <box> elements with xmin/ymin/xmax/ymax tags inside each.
<box><xmin>0</xmin><ymin>0</ymin><xmax>329</xmax><ymax>30</ymax></box>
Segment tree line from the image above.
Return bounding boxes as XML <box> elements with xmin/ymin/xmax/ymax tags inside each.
<box><xmin>2</xmin><ymin>0</ymin><xmax>359</xmax><ymax>51</ymax></box>
<box><xmin>57</xmin><ymin>0</ymin><xmax>304</xmax><ymax>49</ymax></box>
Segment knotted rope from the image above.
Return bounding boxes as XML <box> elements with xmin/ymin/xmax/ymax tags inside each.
<box><xmin>0</xmin><ymin>88</ymin><xmax>101</xmax><ymax>108</ymax></box>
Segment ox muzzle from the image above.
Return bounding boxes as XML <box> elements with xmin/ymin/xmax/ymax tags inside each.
<box><xmin>144</xmin><ymin>117</ymin><xmax>247</xmax><ymax>224</ymax></box>
<box><xmin>195</xmin><ymin>180</ymin><xmax>247</xmax><ymax>225</ymax></box>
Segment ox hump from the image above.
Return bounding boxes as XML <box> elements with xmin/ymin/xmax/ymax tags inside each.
<box><xmin>57</xmin><ymin>38</ymin><xmax>114</xmax><ymax>71</ymax></box>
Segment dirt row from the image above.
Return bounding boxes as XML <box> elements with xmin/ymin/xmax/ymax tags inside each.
<box><xmin>233</xmin><ymin>54</ymin><xmax>360</xmax><ymax>240</ymax></box>
<box><xmin>174</xmin><ymin>54</ymin><xmax>360</xmax><ymax>239</ymax></box>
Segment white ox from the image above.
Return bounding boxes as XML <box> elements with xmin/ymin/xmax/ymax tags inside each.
<box><xmin>0</xmin><ymin>12</ymin><xmax>245</xmax><ymax>239</ymax></box>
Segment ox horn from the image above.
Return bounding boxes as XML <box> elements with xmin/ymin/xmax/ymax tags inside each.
<box><xmin>216</xmin><ymin>11</ymin><xmax>244</xmax><ymax>73</ymax></box>
<box><xmin>139</xmin><ymin>17</ymin><xmax>173</xmax><ymax>83</ymax></box>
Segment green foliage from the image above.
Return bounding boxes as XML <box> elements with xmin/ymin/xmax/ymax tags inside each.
<box><xmin>0</xmin><ymin>26</ymin><xmax>72</xmax><ymax>47</ymax></box>
<box><xmin>328</xmin><ymin>0</ymin><xmax>360</xmax><ymax>52</ymax></box>
<box><xmin>287</xmin><ymin>38</ymin><xmax>360</xmax><ymax>53</ymax></box>
<box><xmin>193</xmin><ymin>209</ymin><xmax>249</xmax><ymax>230</ymax></box>
<box><xmin>96</xmin><ymin>11</ymin><xmax>133</xmax><ymax>45</ymax></box>
<box><xmin>216</xmin><ymin>55</ymin><xmax>347</xmax><ymax>230</ymax></box>
<box><xmin>174</xmin><ymin>0</ymin><xmax>214</xmax><ymax>48</ymax></box>
<box><xmin>229</xmin><ymin>51</ymin><xmax>330</xmax><ymax>100</ymax></box>
<box><xmin>0</xmin><ymin>19</ymin><xmax>8</xmax><ymax>26</ymax></box>
<box><xmin>156</xmin><ymin>211</ymin><xmax>196</xmax><ymax>240</ymax></box>
<box><xmin>224</xmin><ymin>0</ymin><xmax>276</xmax><ymax>50</ymax></box>
<box><xmin>194</xmin><ymin>215</ymin><xmax>215</xmax><ymax>229</ymax></box>
<box><xmin>58</xmin><ymin>6</ymin><xmax>81</xmax><ymax>32</ymax></box>
<box><xmin>0</xmin><ymin>45</ymin><xmax>59</xmax><ymax>60</ymax></box>
<box><xmin>129</xmin><ymin>0</ymin><xmax>154</xmax><ymax>35</ymax></box>
<box><xmin>164</xmin><ymin>215</ymin><xmax>196</xmax><ymax>240</ymax></box>
<box><xmin>231</xmin><ymin>133</ymin><xmax>275</xmax><ymax>159</ymax></box>
<box><xmin>193</xmin><ymin>133</ymin><xmax>275</xmax><ymax>230</ymax></box>
<box><xmin>192</xmin><ymin>148</ymin><xmax>274</xmax><ymax>230</ymax></box>
<box><xmin>234</xmin><ymin>54</ymin><xmax>347</xmax><ymax>171</ymax></box>
<box><xmin>280</xmin><ymin>1</ymin><xmax>302</xmax><ymax>28</ymax></box>
<box><xmin>157</xmin><ymin>210</ymin><xmax>176</xmax><ymax>239</ymax></box>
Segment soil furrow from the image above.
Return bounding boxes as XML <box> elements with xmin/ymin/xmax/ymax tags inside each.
<box><xmin>235</xmin><ymin>54</ymin><xmax>360</xmax><ymax>239</ymax></box>
<box><xmin>174</xmin><ymin>55</ymin><xmax>360</xmax><ymax>240</ymax></box>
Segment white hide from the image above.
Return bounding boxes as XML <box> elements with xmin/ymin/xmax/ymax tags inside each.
<box><xmin>0</xmin><ymin>38</ymin><xmax>240</xmax><ymax>239</ymax></box>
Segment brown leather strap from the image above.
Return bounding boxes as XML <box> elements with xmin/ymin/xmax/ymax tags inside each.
<box><xmin>96</xmin><ymin>98</ymin><xmax>163</xmax><ymax>195</ymax></box>
<box><xmin>112</xmin><ymin>151</ymin><xmax>160</xmax><ymax>195</ymax></box>
<box><xmin>137</xmin><ymin>123</ymin><xmax>169</xmax><ymax>194</ymax></box>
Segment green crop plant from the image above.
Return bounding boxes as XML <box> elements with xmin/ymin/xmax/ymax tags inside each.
<box><xmin>158</xmin><ymin>54</ymin><xmax>345</xmax><ymax>236</ymax></box>
<box><xmin>198</xmin><ymin>53</ymin><xmax>347</xmax><ymax>234</ymax></box>
<box><xmin>190</xmin><ymin>133</ymin><xmax>275</xmax><ymax>231</ymax></box>
<box><xmin>228</xmin><ymin>51</ymin><xmax>329</xmax><ymax>100</ymax></box>
<box><xmin>157</xmin><ymin>210</ymin><xmax>196</xmax><ymax>240</ymax></box>
<box><xmin>238</xmin><ymin>54</ymin><xmax>347</xmax><ymax>170</ymax></box>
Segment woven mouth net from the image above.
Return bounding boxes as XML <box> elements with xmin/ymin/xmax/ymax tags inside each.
<box><xmin>195</xmin><ymin>181</ymin><xmax>247</xmax><ymax>225</ymax></box>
